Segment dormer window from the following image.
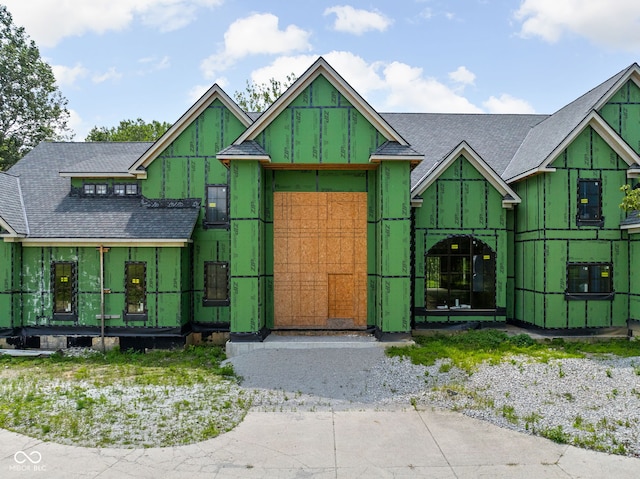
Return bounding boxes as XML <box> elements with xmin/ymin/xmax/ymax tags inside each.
<box><xmin>96</xmin><ymin>184</ymin><xmax>108</xmax><ymax>195</ymax></box>
<box><xmin>83</xmin><ymin>184</ymin><xmax>95</xmax><ymax>195</ymax></box>
<box><xmin>114</xmin><ymin>184</ymin><xmax>125</xmax><ymax>196</ymax></box>
<box><xmin>126</xmin><ymin>184</ymin><xmax>139</xmax><ymax>196</ymax></box>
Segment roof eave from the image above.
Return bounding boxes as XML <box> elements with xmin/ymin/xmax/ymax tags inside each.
<box><xmin>20</xmin><ymin>238</ymin><xmax>193</xmax><ymax>247</ymax></box>
<box><xmin>59</xmin><ymin>172</ymin><xmax>137</xmax><ymax>178</ymax></box>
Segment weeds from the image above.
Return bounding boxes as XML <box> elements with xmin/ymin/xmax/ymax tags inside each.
<box><xmin>0</xmin><ymin>345</ymin><xmax>248</xmax><ymax>448</ymax></box>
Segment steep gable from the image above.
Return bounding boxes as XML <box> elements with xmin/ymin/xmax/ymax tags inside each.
<box><xmin>504</xmin><ymin>64</ymin><xmax>640</xmax><ymax>182</ymax></box>
<box><xmin>129</xmin><ymin>84</ymin><xmax>252</xmax><ymax>176</ymax></box>
<box><xmin>411</xmin><ymin>142</ymin><xmax>520</xmax><ymax>209</ymax></box>
<box><xmin>220</xmin><ymin>57</ymin><xmax>410</xmax><ymax>167</ymax></box>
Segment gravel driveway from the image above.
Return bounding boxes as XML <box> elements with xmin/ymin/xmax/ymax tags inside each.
<box><xmin>228</xmin><ymin>346</ymin><xmax>640</xmax><ymax>457</ymax></box>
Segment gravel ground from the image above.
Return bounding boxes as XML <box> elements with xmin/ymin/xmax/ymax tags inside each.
<box><xmin>228</xmin><ymin>347</ymin><xmax>640</xmax><ymax>457</ymax></box>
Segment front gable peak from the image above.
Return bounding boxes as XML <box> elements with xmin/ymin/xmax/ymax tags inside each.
<box><xmin>232</xmin><ymin>57</ymin><xmax>408</xmax><ymax>146</ymax></box>
<box><xmin>412</xmin><ymin>141</ymin><xmax>521</xmax><ymax>209</ymax></box>
<box><xmin>129</xmin><ymin>84</ymin><xmax>252</xmax><ymax>176</ymax></box>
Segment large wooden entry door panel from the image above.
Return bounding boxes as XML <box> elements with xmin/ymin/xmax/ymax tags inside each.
<box><xmin>273</xmin><ymin>192</ymin><xmax>367</xmax><ymax>329</ymax></box>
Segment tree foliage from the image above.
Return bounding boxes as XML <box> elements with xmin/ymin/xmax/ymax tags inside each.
<box><xmin>85</xmin><ymin>119</ymin><xmax>171</xmax><ymax>142</ymax></box>
<box><xmin>233</xmin><ymin>74</ymin><xmax>297</xmax><ymax>112</ymax></box>
<box><xmin>620</xmin><ymin>184</ymin><xmax>640</xmax><ymax>212</ymax></box>
<box><xmin>0</xmin><ymin>5</ymin><xmax>71</xmax><ymax>170</ymax></box>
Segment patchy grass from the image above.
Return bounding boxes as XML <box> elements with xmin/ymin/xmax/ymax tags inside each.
<box><xmin>386</xmin><ymin>330</ymin><xmax>640</xmax><ymax>373</ymax></box>
<box><xmin>0</xmin><ymin>345</ymin><xmax>248</xmax><ymax>448</ymax></box>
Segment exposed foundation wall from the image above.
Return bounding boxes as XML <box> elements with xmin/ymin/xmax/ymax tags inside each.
<box><xmin>513</xmin><ymin>127</ymin><xmax>629</xmax><ymax>328</ymax></box>
<box><xmin>413</xmin><ymin>155</ymin><xmax>509</xmax><ymax>324</ymax></box>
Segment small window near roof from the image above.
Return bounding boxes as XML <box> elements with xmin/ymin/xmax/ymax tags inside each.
<box><xmin>114</xmin><ymin>184</ymin><xmax>125</xmax><ymax>196</ymax></box>
<box><xmin>96</xmin><ymin>184</ymin><xmax>108</xmax><ymax>195</ymax></box>
<box><xmin>125</xmin><ymin>184</ymin><xmax>138</xmax><ymax>195</ymax></box>
<box><xmin>83</xmin><ymin>184</ymin><xmax>95</xmax><ymax>195</ymax></box>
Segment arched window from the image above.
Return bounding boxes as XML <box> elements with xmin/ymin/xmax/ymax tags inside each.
<box><xmin>426</xmin><ymin>236</ymin><xmax>496</xmax><ymax>310</ymax></box>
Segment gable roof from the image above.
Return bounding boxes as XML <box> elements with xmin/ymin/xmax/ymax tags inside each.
<box><xmin>0</xmin><ymin>172</ymin><xmax>28</xmax><ymax>236</ymax></box>
<box><xmin>128</xmin><ymin>84</ymin><xmax>253</xmax><ymax>175</ymax></box>
<box><xmin>8</xmin><ymin>142</ymin><xmax>199</xmax><ymax>244</ymax></box>
<box><xmin>503</xmin><ymin>64</ymin><xmax>640</xmax><ymax>182</ymax></box>
<box><xmin>232</xmin><ymin>57</ymin><xmax>408</xmax><ymax>147</ymax></box>
<box><xmin>411</xmin><ymin>141</ymin><xmax>521</xmax><ymax>209</ymax></box>
<box><xmin>382</xmin><ymin>113</ymin><xmax>547</xmax><ymax>189</ymax></box>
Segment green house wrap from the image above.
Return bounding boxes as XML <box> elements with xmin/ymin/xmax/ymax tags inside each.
<box><xmin>2</xmin><ymin>57</ymin><xmax>640</xmax><ymax>348</ymax></box>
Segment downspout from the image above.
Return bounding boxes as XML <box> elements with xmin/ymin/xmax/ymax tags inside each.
<box><xmin>97</xmin><ymin>245</ymin><xmax>109</xmax><ymax>352</ymax></box>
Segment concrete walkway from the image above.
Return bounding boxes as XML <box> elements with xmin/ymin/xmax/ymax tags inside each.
<box><xmin>2</xmin><ymin>407</ymin><xmax>639</xmax><ymax>478</ymax></box>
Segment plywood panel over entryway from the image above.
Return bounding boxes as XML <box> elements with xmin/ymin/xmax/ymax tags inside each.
<box><xmin>273</xmin><ymin>192</ymin><xmax>367</xmax><ymax>329</ymax></box>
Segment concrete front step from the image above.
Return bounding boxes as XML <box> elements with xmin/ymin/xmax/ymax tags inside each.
<box><xmin>225</xmin><ymin>333</ymin><xmax>415</xmax><ymax>358</ymax></box>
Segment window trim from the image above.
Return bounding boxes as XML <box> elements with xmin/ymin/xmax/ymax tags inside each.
<box><xmin>52</xmin><ymin>261</ymin><xmax>77</xmax><ymax>321</ymax></box>
<box><xmin>576</xmin><ymin>179</ymin><xmax>604</xmax><ymax>227</ymax></box>
<box><xmin>114</xmin><ymin>184</ymin><xmax>126</xmax><ymax>196</ymax></box>
<box><xmin>123</xmin><ymin>261</ymin><xmax>148</xmax><ymax>322</ymax></box>
<box><xmin>203</xmin><ymin>261</ymin><xmax>230</xmax><ymax>306</ymax></box>
<box><xmin>565</xmin><ymin>262</ymin><xmax>614</xmax><ymax>301</ymax></box>
<box><xmin>203</xmin><ymin>184</ymin><xmax>229</xmax><ymax>228</ymax></box>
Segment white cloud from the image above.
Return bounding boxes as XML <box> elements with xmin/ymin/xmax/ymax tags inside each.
<box><xmin>324</xmin><ymin>5</ymin><xmax>392</xmax><ymax>35</ymax></box>
<box><xmin>66</xmin><ymin>109</ymin><xmax>84</xmax><ymax>140</ymax></box>
<box><xmin>92</xmin><ymin>67</ymin><xmax>123</xmax><ymax>84</ymax></box>
<box><xmin>448</xmin><ymin>66</ymin><xmax>476</xmax><ymax>86</ymax></box>
<box><xmin>246</xmin><ymin>52</ymin><xmax>483</xmax><ymax>113</ymax></box>
<box><xmin>200</xmin><ymin>13</ymin><xmax>312</xmax><ymax>79</ymax></box>
<box><xmin>52</xmin><ymin>63</ymin><xmax>89</xmax><ymax>87</ymax></box>
<box><xmin>515</xmin><ymin>0</ymin><xmax>640</xmax><ymax>49</ymax></box>
<box><xmin>137</xmin><ymin>55</ymin><xmax>171</xmax><ymax>74</ymax></box>
<box><xmin>483</xmin><ymin>94</ymin><xmax>536</xmax><ymax>114</ymax></box>
<box><xmin>382</xmin><ymin>62</ymin><xmax>482</xmax><ymax>113</ymax></box>
<box><xmin>2</xmin><ymin>0</ymin><xmax>224</xmax><ymax>47</ymax></box>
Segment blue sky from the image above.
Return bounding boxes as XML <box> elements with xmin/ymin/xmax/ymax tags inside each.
<box><xmin>4</xmin><ymin>0</ymin><xmax>640</xmax><ymax>140</ymax></box>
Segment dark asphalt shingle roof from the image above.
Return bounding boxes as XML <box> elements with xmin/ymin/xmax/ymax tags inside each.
<box><xmin>502</xmin><ymin>66</ymin><xmax>633</xmax><ymax>181</ymax></box>
<box><xmin>382</xmin><ymin>113</ymin><xmax>548</xmax><ymax>187</ymax></box>
<box><xmin>218</xmin><ymin>140</ymin><xmax>268</xmax><ymax>157</ymax></box>
<box><xmin>373</xmin><ymin>141</ymin><xmax>423</xmax><ymax>158</ymax></box>
<box><xmin>621</xmin><ymin>210</ymin><xmax>640</xmax><ymax>227</ymax></box>
<box><xmin>7</xmin><ymin>142</ymin><xmax>199</xmax><ymax>239</ymax></box>
<box><xmin>0</xmin><ymin>172</ymin><xmax>28</xmax><ymax>235</ymax></box>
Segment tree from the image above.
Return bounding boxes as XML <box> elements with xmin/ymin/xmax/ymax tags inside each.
<box><xmin>620</xmin><ymin>184</ymin><xmax>640</xmax><ymax>212</ymax></box>
<box><xmin>0</xmin><ymin>6</ymin><xmax>71</xmax><ymax>170</ymax></box>
<box><xmin>233</xmin><ymin>74</ymin><xmax>297</xmax><ymax>113</ymax></box>
<box><xmin>85</xmin><ymin>119</ymin><xmax>171</xmax><ymax>142</ymax></box>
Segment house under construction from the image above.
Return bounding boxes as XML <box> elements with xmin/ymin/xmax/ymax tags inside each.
<box><xmin>1</xmin><ymin>57</ymin><xmax>639</xmax><ymax>349</ymax></box>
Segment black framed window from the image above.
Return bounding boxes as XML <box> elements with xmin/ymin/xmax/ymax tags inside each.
<box><xmin>125</xmin><ymin>262</ymin><xmax>147</xmax><ymax>317</ymax></box>
<box><xmin>426</xmin><ymin>237</ymin><xmax>496</xmax><ymax>310</ymax></box>
<box><xmin>566</xmin><ymin>263</ymin><xmax>613</xmax><ymax>300</ymax></box>
<box><xmin>205</xmin><ymin>185</ymin><xmax>228</xmax><ymax>226</ymax></box>
<box><xmin>125</xmin><ymin>184</ymin><xmax>139</xmax><ymax>196</ymax></box>
<box><xmin>204</xmin><ymin>262</ymin><xmax>229</xmax><ymax>306</ymax></box>
<box><xmin>96</xmin><ymin>184</ymin><xmax>108</xmax><ymax>195</ymax></box>
<box><xmin>52</xmin><ymin>262</ymin><xmax>76</xmax><ymax>318</ymax></box>
<box><xmin>83</xmin><ymin>184</ymin><xmax>95</xmax><ymax>195</ymax></box>
<box><xmin>114</xmin><ymin>184</ymin><xmax>126</xmax><ymax>196</ymax></box>
<box><xmin>577</xmin><ymin>179</ymin><xmax>603</xmax><ymax>225</ymax></box>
